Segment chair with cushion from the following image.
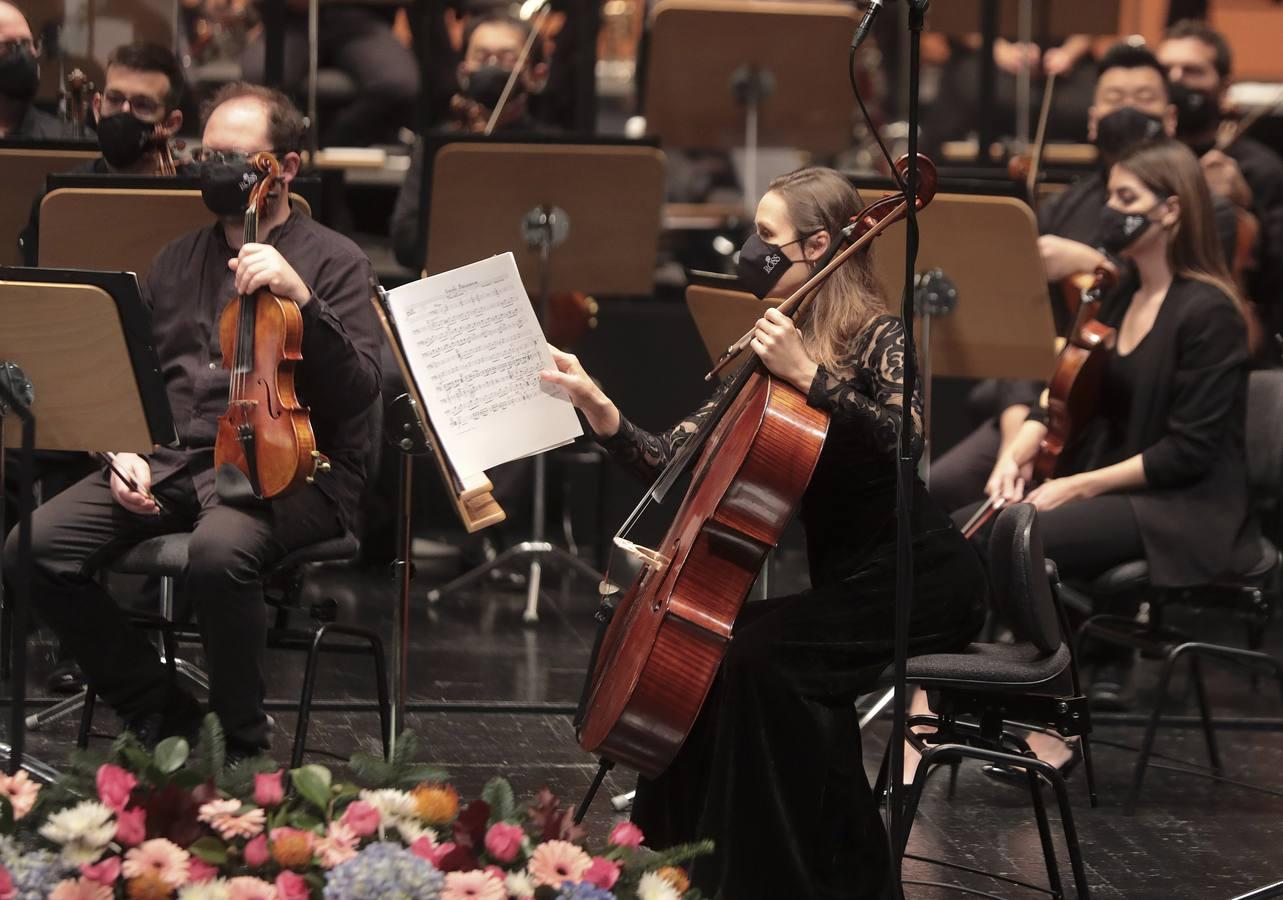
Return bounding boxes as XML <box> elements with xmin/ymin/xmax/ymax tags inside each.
<box><xmin>1075</xmin><ymin>369</ymin><xmax>1283</xmax><ymax>814</ymax></box>
<box><xmin>877</xmin><ymin>502</ymin><xmax>1095</xmax><ymax>900</ymax></box>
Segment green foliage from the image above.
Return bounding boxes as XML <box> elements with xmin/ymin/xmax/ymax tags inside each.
<box><xmin>481</xmin><ymin>777</ymin><xmax>516</xmax><ymax>825</ymax></box>
<box><xmin>347</xmin><ymin>731</ymin><xmax>447</xmax><ymax>789</ymax></box>
<box><xmin>632</xmin><ymin>839</ymin><xmax>715</xmax><ymax>874</ymax></box>
<box><xmin>188</xmin><ymin>835</ymin><xmax>229</xmax><ymax>864</ymax></box>
<box><xmin>216</xmin><ymin>754</ymin><xmax>279</xmax><ymax>798</ymax></box>
<box><xmin>153</xmin><ymin>737</ymin><xmax>190</xmax><ymax>775</ymax></box>
<box><xmin>188</xmin><ymin>715</ymin><xmax>227</xmax><ymax>780</ymax></box>
<box><xmin>290</xmin><ymin>765</ymin><xmax>334</xmax><ymax>814</ymax></box>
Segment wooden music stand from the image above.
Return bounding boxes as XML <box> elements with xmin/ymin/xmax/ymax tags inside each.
<box><xmin>642</xmin><ymin>0</ymin><xmax>859</xmax><ymax>202</ymax></box>
<box><xmin>422</xmin><ymin>140</ymin><xmax>666</xmax><ymax>623</ymax></box>
<box><xmin>0</xmin><ymin>267</ymin><xmax>174</xmax><ymax>779</ymax></box>
<box><xmin>39</xmin><ymin>188</ymin><xmax>313</xmax><ymax>279</ymax></box>
<box><xmin>0</xmin><ymin>144</ymin><xmax>99</xmax><ymax>267</ymax></box>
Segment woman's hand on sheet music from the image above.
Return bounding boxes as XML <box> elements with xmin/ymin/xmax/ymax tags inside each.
<box><xmin>751</xmin><ymin>308</ymin><xmax>819</xmax><ymax>395</ymax></box>
<box><xmin>109</xmin><ymin>452</ymin><xmax>160</xmax><ymax>516</ymax></box>
<box><xmin>229</xmin><ymin>243</ymin><xmax>311</xmax><ymax>306</ymax></box>
<box><xmin>541</xmin><ymin>346</ymin><xmax>621</xmax><ymax>439</ymax></box>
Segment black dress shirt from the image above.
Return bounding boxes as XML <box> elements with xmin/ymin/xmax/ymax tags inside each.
<box><xmin>141</xmin><ymin>207</ymin><xmax>383</xmax><ymax>527</ymax></box>
<box><xmin>7</xmin><ymin>104</ymin><xmax>92</xmax><ymax>140</ymax></box>
<box><xmin>1224</xmin><ymin>135</ymin><xmax>1283</xmax><ymax>327</ymax></box>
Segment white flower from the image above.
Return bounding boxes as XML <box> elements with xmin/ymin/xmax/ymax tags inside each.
<box><xmin>38</xmin><ymin>801</ymin><xmax>116</xmax><ymax>865</ymax></box>
<box><xmin>178</xmin><ymin>881</ymin><xmax>231</xmax><ymax>900</ymax></box>
<box><xmin>504</xmin><ymin>870</ymin><xmax>536</xmax><ymax>899</ymax></box>
<box><xmin>636</xmin><ymin>872</ymin><xmax>682</xmax><ymax>900</ymax></box>
<box><xmin>394</xmin><ymin>818</ymin><xmax>437</xmax><ymax>845</ymax></box>
<box><xmin>358</xmin><ymin>788</ymin><xmax>417</xmax><ymax>823</ymax></box>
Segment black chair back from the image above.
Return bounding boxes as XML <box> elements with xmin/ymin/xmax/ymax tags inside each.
<box><xmin>1246</xmin><ymin>370</ymin><xmax>1283</xmax><ymax>498</ymax></box>
<box><xmin>989</xmin><ymin>503</ymin><xmax>1060</xmax><ymax>654</ymax></box>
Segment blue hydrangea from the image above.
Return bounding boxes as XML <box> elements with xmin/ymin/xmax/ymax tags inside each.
<box><xmin>322</xmin><ymin>841</ymin><xmax>444</xmax><ymax>899</ymax></box>
<box><xmin>0</xmin><ymin>834</ymin><xmax>71</xmax><ymax>900</ymax></box>
<box><xmin>557</xmin><ymin>882</ymin><xmax>618</xmax><ymax>900</ymax></box>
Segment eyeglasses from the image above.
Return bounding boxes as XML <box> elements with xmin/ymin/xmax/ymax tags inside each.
<box><xmin>101</xmin><ymin>89</ymin><xmax>166</xmax><ymax>120</ymax></box>
<box><xmin>190</xmin><ymin>148</ymin><xmax>278</xmax><ymax>165</ymax></box>
<box><xmin>465</xmin><ymin>49</ymin><xmax>520</xmax><ymax>68</ymax></box>
<box><xmin>0</xmin><ymin>38</ymin><xmax>38</xmax><ymax>57</ymax></box>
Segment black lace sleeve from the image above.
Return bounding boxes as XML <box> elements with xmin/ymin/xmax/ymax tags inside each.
<box><xmin>595</xmin><ymin>385</ymin><xmax>728</xmax><ymax>483</ymax></box>
<box><xmin>805</xmin><ymin>314</ymin><xmax>924</xmax><ymax>459</ymax></box>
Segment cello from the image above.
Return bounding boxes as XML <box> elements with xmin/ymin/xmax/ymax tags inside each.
<box><xmin>214</xmin><ymin>151</ymin><xmax>329</xmax><ymax>499</ymax></box>
<box><xmin>577</xmin><ymin>157</ymin><xmax>937</xmax><ymax>778</ymax></box>
<box><xmin>961</xmin><ymin>264</ymin><xmax>1117</xmax><ymax>538</ymax></box>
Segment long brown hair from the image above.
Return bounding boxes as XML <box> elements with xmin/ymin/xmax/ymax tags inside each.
<box><xmin>765</xmin><ymin>167</ymin><xmax>885</xmax><ymax>369</ymax></box>
<box><xmin>1113</xmin><ymin>138</ymin><xmax>1247</xmax><ymax>318</ymax></box>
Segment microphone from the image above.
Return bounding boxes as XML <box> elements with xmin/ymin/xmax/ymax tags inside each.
<box><xmin>851</xmin><ymin>0</ymin><xmax>887</xmax><ymax>50</ymax></box>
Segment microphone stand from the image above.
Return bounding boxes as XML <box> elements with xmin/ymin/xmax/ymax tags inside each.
<box><xmin>887</xmin><ymin>1</ymin><xmax>929</xmax><ymax>894</ymax></box>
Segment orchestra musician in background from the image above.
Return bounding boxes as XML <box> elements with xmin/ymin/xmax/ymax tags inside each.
<box><xmin>0</xmin><ymin>1</ymin><xmax>84</xmax><ymax>140</ymax></box>
<box><xmin>239</xmin><ymin>0</ymin><xmax>418</xmax><ymax>146</ymax></box>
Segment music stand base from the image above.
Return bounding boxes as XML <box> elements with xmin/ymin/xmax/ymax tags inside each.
<box><xmin>427</xmin><ymin>541</ymin><xmax>603</xmax><ymax>623</ymax></box>
<box><xmin>0</xmin><ymin>742</ymin><xmax>61</xmax><ymax>783</ymax></box>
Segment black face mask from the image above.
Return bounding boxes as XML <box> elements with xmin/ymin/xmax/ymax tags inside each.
<box><xmin>1169</xmin><ymin>81</ymin><xmax>1220</xmax><ymax>140</ymax></box>
<box><xmin>736</xmin><ymin>233</ymin><xmax>813</xmax><ymax>299</ymax></box>
<box><xmin>461</xmin><ymin>64</ymin><xmax>517</xmax><ymax>110</ymax></box>
<box><xmin>0</xmin><ymin>47</ymin><xmax>38</xmax><ymax>102</ymax></box>
<box><xmin>97</xmin><ymin>112</ymin><xmax>152</xmax><ymax>169</ymax></box>
<box><xmin>1094</xmin><ymin>106</ymin><xmax>1165</xmax><ymax>166</ymax></box>
<box><xmin>198</xmin><ymin>157</ymin><xmax>264</xmax><ymax>218</ymax></box>
<box><xmin>1098</xmin><ymin>201</ymin><xmax>1164</xmax><ymax>255</ymax></box>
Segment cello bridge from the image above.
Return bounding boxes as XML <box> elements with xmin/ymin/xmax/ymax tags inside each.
<box><xmin>613</xmin><ymin>537</ymin><xmax>670</xmax><ymax>572</ymax></box>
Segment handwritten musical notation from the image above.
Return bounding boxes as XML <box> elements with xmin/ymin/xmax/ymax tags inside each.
<box><xmin>385</xmin><ymin>253</ymin><xmax>582</xmax><ymax>478</ymax></box>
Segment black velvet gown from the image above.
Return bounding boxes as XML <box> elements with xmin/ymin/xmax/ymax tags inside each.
<box><xmin>598</xmin><ymin>315</ymin><xmax>988</xmax><ymax>898</ymax></box>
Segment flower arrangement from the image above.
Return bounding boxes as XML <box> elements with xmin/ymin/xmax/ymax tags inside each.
<box><xmin>0</xmin><ymin>717</ymin><xmax>710</xmax><ymax>899</ymax></box>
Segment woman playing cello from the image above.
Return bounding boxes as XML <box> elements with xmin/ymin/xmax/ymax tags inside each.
<box><xmin>542</xmin><ymin>167</ymin><xmax>986</xmax><ymax>897</ymax></box>
<box><xmin>980</xmin><ymin>137</ymin><xmax>1266</xmax><ymax>766</ymax></box>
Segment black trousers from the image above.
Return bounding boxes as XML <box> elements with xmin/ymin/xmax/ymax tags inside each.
<box><xmin>1</xmin><ymin>464</ymin><xmax>342</xmax><ymax>750</ymax></box>
<box><xmin>240</xmin><ymin>7</ymin><xmax>419</xmax><ymax>146</ymax></box>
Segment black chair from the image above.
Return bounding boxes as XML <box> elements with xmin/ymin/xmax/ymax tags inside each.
<box><xmin>68</xmin><ymin>529</ymin><xmax>391</xmax><ymax>768</ymax></box>
<box><xmin>1075</xmin><ymin>369</ymin><xmax>1283</xmax><ymax>815</ymax></box>
<box><xmin>878</xmin><ymin>503</ymin><xmax>1095</xmax><ymax>900</ymax></box>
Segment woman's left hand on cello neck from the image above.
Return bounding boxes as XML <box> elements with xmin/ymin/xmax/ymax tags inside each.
<box><xmin>751</xmin><ymin>308</ymin><xmax>820</xmax><ymax>395</ymax></box>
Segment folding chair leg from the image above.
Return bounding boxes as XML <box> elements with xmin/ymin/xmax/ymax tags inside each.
<box><xmin>1187</xmin><ymin>653</ymin><xmax>1222</xmax><ymax>773</ymax></box>
<box><xmin>1127</xmin><ymin>650</ymin><xmax>1180</xmax><ymax>816</ymax></box>
<box><xmin>78</xmin><ymin>687</ymin><xmax>97</xmax><ymax>750</ymax></box>
<box><xmin>1079</xmin><ymin>735</ymin><xmax>1099</xmax><ymax>808</ymax></box>
<box><xmin>1026</xmin><ymin>764</ymin><xmax>1066</xmax><ymax>899</ymax></box>
<box><xmin>291</xmin><ymin>629</ymin><xmax>328</xmax><ymax>770</ymax></box>
<box><xmin>1042</xmin><ymin>761</ymin><xmax>1092</xmax><ymax>900</ymax></box>
<box><xmin>289</xmin><ymin>624</ymin><xmax>392</xmax><ymax>769</ymax></box>
<box><xmin>898</xmin><ymin>744</ymin><xmax>949</xmax><ymax>857</ymax></box>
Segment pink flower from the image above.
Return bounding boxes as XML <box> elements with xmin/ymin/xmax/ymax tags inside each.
<box><xmin>115</xmin><ymin>806</ymin><xmax>146</xmax><ymax>846</ymax></box>
<box><xmin>275</xmin><ymin>871</ymin><xmax>310</xmax><ymax>900</ymax></box>
<box><xmin>526</xmin><ymin>840</ymin><xmax>591</xmax><ymax>887</ymax></box>
<box><xmin>121</xmin><ymin>838</ymin><xmax>190</xmax><ymax>889</ymax></box>
<box><xmin>314</xmin><ymin>821</ymin><xmax>359</xmax><ymax>869</ymax></box>
<box><xmin>79</xmin><ymin>857</ymin><xmax>121</xmax><ymax>886</ymax></box>
<box><xmin>95</xmin><ymin>764</ymin><xmax>137</xmax><ymax>813</ymax></box>
<box><xmin>441</xmin><ymin>869</ymin><xmax>506</xmax><ymax>900</ymax></box>
<box><xmin>199</xmin><ymin>798</ymin><xmax>267</xmax><ymax>841</ymax></box>
<box><xmin>340</xmin><ymin>800</ymin><xmax>380</xmax><ymax>838</ymax></box>
<box><xmin>583</xmin><ymin>856</ymin><xmax>620</xmax><ymax>890</ymax></box>
<box><xmin>0</xmin><ymin>770</ymin><xmax>41</xmax><ymax>820</ymax></box>
<box><xmin>483</xmin><ymin>822</ymin><xmax>524</xmax><ymax>863</ymax></box>
<box><xmin>0</xmin><ymin>866</ymin><xmax>12</xmax><ymax>900</ymax></box>
<box><xmin>49</xmin><ymin>880</ymin><xmax>112</xmax><ymax>900</ymax></box>
<box><xmin>188</xmin><ymin>858</ymin><xmax>221</xmax><ymax>883</ymax></box>
<box><xmin>244</xmin><ymin>833</ymin><xmax>271</xmax><ymax>867</ymax></box>
<box><xmin>227</xmin><ymin>876</ymin><xmax>279</xmax><ymax>900</ymax></box>
<box><xmin>254</xmin><ymin>771</ymin><xmax>285</xmax><ymax>808</ymax></box>
<box><xmin>607</xmin><ymin>821</ymin><xmax>644</xmax><ymax>848</ymax></box>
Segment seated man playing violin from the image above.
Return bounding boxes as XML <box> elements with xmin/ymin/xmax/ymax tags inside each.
<box><xmin>19</xmin><ymin>41</ymin><xmax>188</xmax><ymax>266</ymax></box>
<box><xmin>2</xmin><ymin>83</ymin><xmax>382</xmax><ymax>758</ymax></box>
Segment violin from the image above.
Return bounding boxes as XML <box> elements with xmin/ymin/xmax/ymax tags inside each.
<box><xmin>578</xmin><ymin>156</ymin><xmax>938</xmax><ymax>777</ymax></box>
<box><xmin>214</xmin><ymin>152</ymin><xmax>329</xmax><ymax>499</ymax></box>
<box><xmin>64</xmin><ymin>69</ymin><xmax>93</xmax><ymax>139</ymax></box>
<box><xmin>152</xmin><ymin>125</ymin><xmax>186</xmax><ymax>176</ymax></box>
<box><xmin>962</xmin><ymin>264</ymin><xmax>1117</xmax><ymax>538</ymax></box>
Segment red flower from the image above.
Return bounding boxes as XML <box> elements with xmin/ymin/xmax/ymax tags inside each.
<box><xmin>437</xmin><ymin>843</ymin><xmax>480</xmax><ymax>872</ymax></box>
<box><xmin>0</xmin><ymin>865</ymin><xmax>12</xmax><ymax>900</ymax></box>
<box><xmin>483</xmin><ymin>822</ymin><xmax>524</xmax><ymax>863</ymax></box>
<box><xmin>243</xmin><ymin>833</ymin><xmax>270</xmax><ymax>868</ymax></box>
<box><xmin>96</xmin><ymin>764</ymin><xmax>137</xmax><ymax>813</ymax></box>
<box><xmin>253</xmin><ymin>771</ymin><xmax>285</xmax><ymax>808</ymax></box>
<box><xmin>584</xmin><ymin>857</ymin><xmax>621</xmax><ymax>890</ymax></box>
<box><xmin>116</xmin><ymin>807</ymin><xmax>147</xmax><ymax>847</ymax></box>
<box><xmin>79</xmin><ymin>857</ymin><xmax>121</xmax><ymax>887</ymax></box>
<box><xmin>340</xmin><ymin>800</ymin><xmax>380</xmax><ymax>838</ymax></box>
<box><xmin>608</xmin><ymin>821</ymin><xmax>644</xmax><ymax>848</ymax></box>
<box><xmin>452</xmin><ymin>800</ymin><xmax>490</xmax><ymax>850</ymax></box>
<box><xmin>275</xmin><ymin>871</ymin><xmax>310</xmax><ymax>900</ymax></box>
<box><xmin>187</xmin><ymin>859</ymin><xmax>219</xmax><ymax>883</ymax></box>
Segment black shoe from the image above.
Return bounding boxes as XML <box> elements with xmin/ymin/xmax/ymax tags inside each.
<box><xmin>46</xmin><ymin>661</ymin><xmax>86</xmax><ymax>695</ymax></box>
<box><xmin>1088</xmin><ymin>661</ymin><xmax>1134</xmax><ymax>711</ymax></box>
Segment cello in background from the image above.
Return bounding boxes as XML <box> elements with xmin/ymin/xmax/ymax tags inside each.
<box><xmin>214</xmin><ymin>152</ymin><xmax>329</xmax><ymax>500</ymax></box>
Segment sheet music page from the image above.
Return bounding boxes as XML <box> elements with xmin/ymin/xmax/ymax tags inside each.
<box><xmin>385</xmin><ymin>252</ymin><xmax>583</xmax><ymax>477</ymax></box>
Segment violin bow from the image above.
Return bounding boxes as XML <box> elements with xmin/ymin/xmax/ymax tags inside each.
<box><xmin>484</xmin><ymin>0</ymin><xmax>552</xmax><ymax>136</ymax></box>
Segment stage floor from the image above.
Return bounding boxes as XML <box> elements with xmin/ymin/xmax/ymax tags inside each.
<box><xmin>9</xmin><ymin>548</ymin><xmax>1282</xmax><ymax>898</ymax></box>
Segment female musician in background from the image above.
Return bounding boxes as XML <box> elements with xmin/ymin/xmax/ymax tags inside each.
<box><xmin>542</xmin><ymin>167</ymin><xmax>987</xmax><ymax>897</ymax></box>
<box><xmin>983</xmin><ymin>138</ymin><xmax>1265</xmax><ymax>763</ymax></box>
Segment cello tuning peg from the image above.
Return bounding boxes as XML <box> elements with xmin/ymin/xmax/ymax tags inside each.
<box><xmin>317</xmin><ymin>461</ymin><xmax>332</xmax><ymax>474</ymax></box>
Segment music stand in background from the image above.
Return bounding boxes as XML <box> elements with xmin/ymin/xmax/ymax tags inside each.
<box><xmin>867</xmin><ymin>192</ymin><xmax>1057</xmax><ymax>478</ymax></box>
<box><xmin>421</xmin><ymin>140</ymin><xmax>666</xmax><ymax>623</ymax></box>
<box><xmin>0</xmin><ymin>142</ymin><xmax>99</xmax><ymax>267</ymax></box>
<box><xmin>643</xmin><ymin>0</ymin><xmax>859</xmax><ymax>205</ymax></box>
<box><xmin>0</xmin><ymin>267</ymin><xmax>175</xmax><ymax>779</ymax></box>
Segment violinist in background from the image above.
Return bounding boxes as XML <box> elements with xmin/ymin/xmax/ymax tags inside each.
<box><xmin>19</xmin><ymin>42</ymin><xmax>187</xmax><ymax>266</ymax></box>
<box><xmin>1158</xmin><ymin>19</ymin><xmax>1283</xmax><ymax>344</ymax></box>
<box><xmin>541</xmin><ymin>167</ymin><xmax>987</xmax><ymax>898</ymax></box>
<box><xmin>978</xmin><ymin>138</ymin><xmax>1265</xmax><ymax>765</ymax></box>
<box><xmin>0</xmin><ymin>1</ymin><xmax>84</xmax><ymax>140</ymax></box>
<box><xmin>2</xmin><ymin>84</ymin><xmax>382</xmax><ymax>759</ymax></box>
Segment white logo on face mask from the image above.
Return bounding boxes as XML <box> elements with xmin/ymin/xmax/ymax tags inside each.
<box><xmin>763</xmin><ymin>253</ymin><xmax>782</xmax><ymax>273</ymax></box>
